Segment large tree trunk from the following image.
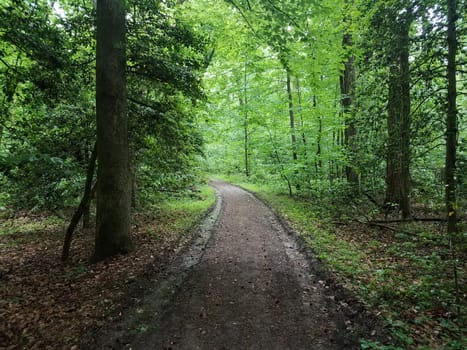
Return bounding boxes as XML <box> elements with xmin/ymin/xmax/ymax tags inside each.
<box><xmin>93</xmin><ymin>0</ymin><xmax>133</xmax><ymax>261</ymax></box>
<box><xmin>385</xmin><ymin>14</ymin><xmax>411</xmax><ymax>219</ymax></box>
<box><xmin>445</xmin><ymin>0</ymin><xmax>458</xmax><ymax>234</ymax></box>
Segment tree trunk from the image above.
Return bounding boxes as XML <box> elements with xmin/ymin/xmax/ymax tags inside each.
<box><xmin>295</xmin><ymin>77</ymin><xmax>307</xmax><ymax>158</ymax></box>
<box><xmin>82</xmin><ymin>144</ymin><xmax>95</xmax><ymax>229</ymax></box>
<box><xmin>316</xmin><ymin>116</ymin><xmax>322</xmax><ymax>174</ymax></box>
<box><xmin>242</xmin><ymin>60</ymin><xmax>249</xmax><ymax>177</ymax></box>
<box><xmin>267</xmin><ymin>128</ymin><xmax>293</xmax><ymax>197</ymax></box>
<box><xmin>93</xmin><ymin>0</ymin><xmax>133</xmax><ymax>261</ymax></box>
<box><xmin>311</xmin><ymin>95</ymin><xmax>321</xmax><ymax>175</ymax></box>
<box><xmin>239</xmin><ymin>97</ymin><xmax>249</xmax><ymax>177</ymax></box>
<box><xmin>340</xmin><ymin>17</ymin><xmax>358</xmax><ymax>186</ymax></box>
<box><xmin>385</xmin><ymin>14</ymin><xmax>411</xmax><ymax>219</ymax></box>
<box><xmin>445</xmin><ymin>0</ymin><xmax>458</xmax><ymax>234</ymax></box>
<box><xmin>62</xmin><ymin>143</ymin><xmax>97</xmax><ymax>261</ymax></box>
<box><xmin>286</xmin><ymin>70</ymin><xmax>297</xmax><ymax>161</ymax></box>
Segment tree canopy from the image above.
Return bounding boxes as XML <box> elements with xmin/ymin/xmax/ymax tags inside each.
<box><xmin>0</xmin><ymin>0</ymin><xmax>465</xmax><ymax>348</ymax></box>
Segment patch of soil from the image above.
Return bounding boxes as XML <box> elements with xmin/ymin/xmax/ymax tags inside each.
<box><xmin>94</xmin><ymin>181</ymin><xmax>390</xmax><ymax>349</ymax></box>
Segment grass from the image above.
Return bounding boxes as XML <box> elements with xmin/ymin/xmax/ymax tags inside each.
<box><xmin>0</xmin><ymin>184</ymin><xmax>217</xmax><ymax>245</ymax></box>
<box><xmin>0</xmin><ymin>214</ymin><xmax>65</xmax><ymax>250</ymax></box>
<box><xmin>0</xmin><ymin>215</ymin><xmax>64</xmax><ymax>236</ymax></box>
<box><xmin>220</xmin><ymin>175</ymin><xmax>466</xmax><ymax>350</ymax></box>
<box><xmin>138</xmin><ymin>184</ymin><xmax>216</xmax><ymax>240</ymax></box>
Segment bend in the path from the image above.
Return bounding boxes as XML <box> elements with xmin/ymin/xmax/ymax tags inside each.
<box><xmin>131</xmin><ymin>180</ymin><xmax>363</xmax><ymax>349</ymax></box>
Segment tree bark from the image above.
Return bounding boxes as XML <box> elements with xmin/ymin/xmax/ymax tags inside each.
<box><xmin>286</xmin><ymin>70</ymin><xmax>297</xmax><ymax>161</ymax></box>
<box><xmin>295</xmin><ymin>77</ymin><xmax>307</xmax><ymax>157</ymax></box>
<box><xmin>239</xmin><ymin>97</ymin><xmax>249</xmax><ymax>177</ymax></box>
<box><xmin>316</xmin><ymin>115</ymin><xmax>322</xmax><ymax>174</ymax></box>
<box><xmin>385</xmin><ymin>13</ymin><xmax>411</xmax><ymax>219</ymax></box>
<box><xmin>445</xmin><ymin>0</ymin><xmax>458</xmax><ymax>234</ymax></box>
<box><xmin>340</xmin><ymin>23</ymin><xmax>358</xmax><ymax>186</ymax></box>
<box><xmin>93</xmin><ymin>0</ymin><xmax>133</xmax><ymax>261</ymax></box>
<box><xmin>242</xmin><ymin>59</ymin><xmax>249</xmax><ymax>177</ymax></box>
<box><xmin>62</xmin><ymin>143</ymin><xmax>97</xmax><ymax>261</ymax></box>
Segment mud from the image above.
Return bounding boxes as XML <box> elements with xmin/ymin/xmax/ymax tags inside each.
<box><xmin>92</xmin><ymin>180</ymin><xmax>387</xmax><ymax>349</ymax></box>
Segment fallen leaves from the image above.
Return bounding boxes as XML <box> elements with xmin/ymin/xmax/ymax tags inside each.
<box><xmin>0</xmin><ymin>212</ymin><xmax>198</xmax><ymax>349</ymax></box>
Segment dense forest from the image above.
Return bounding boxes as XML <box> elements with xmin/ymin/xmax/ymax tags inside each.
<box><xmin>0</xmin><ymin>0</ymin><xmax>465</xmax><ymax>349</ymax></box>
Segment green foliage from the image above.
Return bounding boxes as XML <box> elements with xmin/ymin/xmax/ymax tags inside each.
<box><xmin>0</xmin><ymin>215</ymin><xmax>64</xmax><ymax>237</ymax></box>
<box><xmin>138</xmin><ymin>184</ymin><xmax>216</xmax><ymax>238</ymax></box>
<box><xmin>0</xmin><ymin>0</ymin><xmax>209</xmax><ymax>210</ymax></box>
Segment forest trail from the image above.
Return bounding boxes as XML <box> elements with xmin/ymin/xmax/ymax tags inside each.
<box><xmin>101</xmin><ymin>181</ymin><xmax>380</xmax><ymax>349</ymax></box>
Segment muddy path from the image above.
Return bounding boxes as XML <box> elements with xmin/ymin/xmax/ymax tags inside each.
<box><xmin>93</xmin><ymin>180</ymin><xmax>385</xmax><ymax>349</ymax></box>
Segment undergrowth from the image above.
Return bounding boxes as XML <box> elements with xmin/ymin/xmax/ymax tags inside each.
<box><xmin>137</xmin><ymin>184</ymin><xmax>216</xmax><ymax>240</ymax></box>
<box><xmin>220</xmin><ymin>175</ymin><xmax>466</xmax><ymax>350</ymax></box>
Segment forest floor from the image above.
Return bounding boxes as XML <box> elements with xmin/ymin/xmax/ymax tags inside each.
<box><xmin>0</xmin><ymin>185</ymin><xmax>216</xmax><ymax>350</ymax></box>
<box><xmin>90</xmin><ymin>180</ymin><xmax>388</xmax><ymax>349</ymax></box>
<box><xmin>1</xmin><ymin>180</ymin><xmax>464</xmax><ymax>349</ymax></box>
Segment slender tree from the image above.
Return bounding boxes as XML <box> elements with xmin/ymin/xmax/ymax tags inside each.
<box><xmin>240</xmin><ymin>97</ymin><xmax>249</xmax><ymax>177</ymax></box>
<box><xmin>242</xmin><ymin>58</ymin><xmax>250</xmax><ymax>177</ymax></box>
<box><xmin>341</xmin><ymin>0</ymin><xmax>358</xmax><ymax>187</ymax></box>
<box><xmin>93</xmin><ymin>0</ymin><xmax>133</xmax><ymax>261</ymax></box>
<box><xmin>286</xmin><ymin>70</ymin><xmax>298</xmax><ymax>161</ymax></box>
<box><xmin>295</xmin><ymin>77</ymin><xmax>307</xmax><ymax>157</ymax></box>
<box><xmin>445</xmin><ymin>0</ymin><xmax>458</xmax><ymax>233</ymax></box>
<box><xmin>62</xmin><ymin>143</ymin><xmax>97</xmax><ymax>261</ymax></box>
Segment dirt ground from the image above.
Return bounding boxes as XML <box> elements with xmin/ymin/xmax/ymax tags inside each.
<box><xmin>92</xmin><ymin>181</ymin><xmax>387</xmax><ymax>349</ymax></box>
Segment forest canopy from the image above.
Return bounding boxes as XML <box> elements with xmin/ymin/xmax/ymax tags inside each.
<box><xmin>0</xmin><ymin>0</ymin><xmax>465</xmax><ymax>348</ymax></box>
<box><xmin>0</xmin><ymin>0</ymin><xmax>465</xmax><ymax>218</ymax></box>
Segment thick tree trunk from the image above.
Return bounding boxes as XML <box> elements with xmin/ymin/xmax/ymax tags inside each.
<box><xmin>385</xmin><ymin>15</ymin><xmax>411</xmax><ymax>219</ymax></box>
<box><xmin>93</xmin><ymin>0</ymin><xmax>133</xmax><ymax>261</ymax></box>
<box><xmin>446</xmin><ymin>0</ymin><xmax>458</xmax><ymax>234</ymax></box>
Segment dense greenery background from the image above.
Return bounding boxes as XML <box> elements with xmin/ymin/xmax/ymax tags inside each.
<box><xmin>0</xmin><ymin>0</ymin><xmax>465</xmax><ymax>348</ymax></box>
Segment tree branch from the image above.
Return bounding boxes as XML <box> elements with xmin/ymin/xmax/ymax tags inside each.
<box><xmin>224</xmin><ymin>0</ymin><xmax>258</xmax><ymax>36</ymax></box>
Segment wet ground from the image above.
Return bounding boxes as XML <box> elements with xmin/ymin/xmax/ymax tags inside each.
<box><xmin>93</xmin><ymin>180</ymin><xmax>385</xmax><ymax>349</ymax></box>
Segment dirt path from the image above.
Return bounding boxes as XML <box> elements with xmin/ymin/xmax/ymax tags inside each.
<box><xmin>94</xmin><ymin>180</ymin><xmax>383</xmax><ymax>349</ymax></box>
